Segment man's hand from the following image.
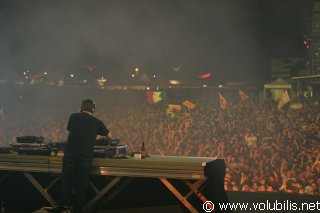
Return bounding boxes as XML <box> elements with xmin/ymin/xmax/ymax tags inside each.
<box><xmin>107</xmin><ymin>132</ymin><xmax>113</xmax><ymax>139</ymax></box>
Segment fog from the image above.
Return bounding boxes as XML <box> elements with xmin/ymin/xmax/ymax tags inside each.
<box><xmin>0</xmin><ymin>0</ymin><xmax>311</xmax><ymax>143</ymax></box>
<box><xmin>0</xmin><ymin>0</ymin><xmax>312</xmax><ymax>84</ymax></box>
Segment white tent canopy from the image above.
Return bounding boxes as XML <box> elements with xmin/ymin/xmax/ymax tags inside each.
<box><xmin>263</xmin><ymin>77</ymin><xmax>292</xmax><ymax>100</ymax></box>
<box><xmin>264</xmin><ymin>77</ymin><xmax>291</xmax><ymax>89</ymax></box>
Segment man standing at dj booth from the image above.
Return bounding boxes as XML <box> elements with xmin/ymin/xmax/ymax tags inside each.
<box><xmin>53</xmin><ymin>99</ymin><xmax>112</xmax><ymax>213</ymax></box>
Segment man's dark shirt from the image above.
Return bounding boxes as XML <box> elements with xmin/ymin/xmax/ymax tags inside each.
<box><xmin>65</xmin><ymin>112</ymin><xmax>108</xmax><ymax>158</ymax></box>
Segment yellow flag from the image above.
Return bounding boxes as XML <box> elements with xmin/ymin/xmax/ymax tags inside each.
<box><xmin>218</xmin><ymin>93</ymin><xmax>228</xmax><ymax>109</ymax></box>
<box><xmin>278</xmin><ymin>90</ymin><xmax>290</xmax><ymax>109</ymax></box>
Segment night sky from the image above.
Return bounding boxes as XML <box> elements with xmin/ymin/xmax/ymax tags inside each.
<box><xmin>0</xmin><ymin>0</ymin><xmax>313</xmax><ymax>84</ymax></box>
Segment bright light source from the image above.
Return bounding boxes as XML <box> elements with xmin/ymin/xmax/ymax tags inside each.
<box><xmin>70</xmin><ymin>74</ymin><xmax>74</xmax><ymax>78</ymax></box>
<box><xmin>97</xmin><ymin>78</ymin><xmax>106</xmax><ymax>86</ymax></box>
<box><xmin>83</xmin><ymin>80</ymin><xmax>87</xmax><ymax>83</ymax></box>
<box><xmin>147</xmin><ymin>86</ymin><xmax>150</xmax><ymax>90</ymax></box>
<box><xmin>202</xmin><ymin>84</ymin><xmax>207</xmax><ymax>87</ymax></box>
<box><xmin>23</xmin><ymin>72</ymin><xmax>26</xmax><ymax>75</ymax></box>
<box><xmin>219</xmin><ymin>85</ymin><xmax>222</xmax><ymax>88</ymax></box>
<box><xmin>134</xmin><ymin>67</ymin><xmax>139</xmax><ymax>72</ymax></box>
<box><xmin>44</xmin><ymin>72</ymin><xmax>47</xmax><ymax>75</ymax></box>
<box><xmin>169</xmin><ymin>80</ymin><xmax>180</xmax><ymax>85</ymax></box>
<box><xmin>131</xmin><ymin>74</ymin><xmax>135</xmax><ymax>78</ymax></box>
<box><xmin>25</xmin><ymin>76</ymin><xmax>29</xmax><ymax>79</ymax></box>
<box><xmin>153</xmin><ymin>74</ymin><xmax>156</xmax><ymax>78</ymax></box>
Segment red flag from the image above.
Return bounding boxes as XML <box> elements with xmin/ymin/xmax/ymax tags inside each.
<box><xmin>239</xmin><ymin>89</ymin><xmax>249</xmax><ymax>101</ymax></box>
<box><xmin>182</xmin><ymin>100</ymin><xmax>196</xmax><ymax>109</ymax></box>
<box><xmin>168</xmin><ymin>104</ymin><xmax>181</xmax><ymax>111</ymax></box>
<box><xmin>30</xmin><ymin>72</ymin><xmax>44</xmax><ymax>83</ymax></box>
<box><xmin>146</xmin><ymin>91</ymin><xmax>167</xmax><ymax>104</ymax></box>
<box><xmin>218</xmin><ymin>92</ymin><xmax>228</xmax><ymax>109</ymax></box>
<box><xmin>198</xmin><ymin>72</ymin><xmax>211</xmax><ymax>79</ymax></box>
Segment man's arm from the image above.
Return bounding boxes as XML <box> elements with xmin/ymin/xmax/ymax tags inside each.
<box><xmin>96</xmin><ymin>132</ymin><xmax>112</xmax><ymax>140</ymax></box>
<box><xmin>107</xmin><ymin>132</ymin><xmax>113</xmax><ymax>139</ymax></box>
<box><xmin>97</xmin><ymin>119</ymin><xmax>111</xmax><ymax>139</ymax></box>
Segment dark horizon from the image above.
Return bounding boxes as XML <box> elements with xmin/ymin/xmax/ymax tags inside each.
<box><xmin>0</xmin><ymin>0</ymin><xmax>313</xmax><ymax>84</ymax></box>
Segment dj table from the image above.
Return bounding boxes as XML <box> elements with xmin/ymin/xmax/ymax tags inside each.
<box><xmin>0</xmin><ymin>154</ymin><xmax>215</xmax><ymax>212</ymax></box>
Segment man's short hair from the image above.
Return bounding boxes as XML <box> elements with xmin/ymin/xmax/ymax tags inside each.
<box><xmin>81</xmin><ymin>99</ymin><xmax>96</xmax><ymax>113</ymax></box>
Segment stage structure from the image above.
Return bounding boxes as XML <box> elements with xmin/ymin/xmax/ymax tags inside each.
<box><xmin>0</xmin><ymin>154</ymin><xmax>217</xmax><ymax>213</ymax></box>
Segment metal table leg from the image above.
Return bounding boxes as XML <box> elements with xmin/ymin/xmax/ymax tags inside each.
<box><xmin>83</xmin><ymin>176</ymin><xmax>122</xmax><ymax>211</ymax></box>
<box><xmin>184</xmin><ymin>180</ymin><xmax>207</xmax><ymax>203</ymax></box>
<box><xmin>91</xmin><ymin>177</ymin><xmax>133</xmax><ymax>212</ymax></box>
<box><xmin>159</xmin><ymin>178</ymin><xmax>198</xmax><ymax>213</ymax></box>
<box><xmin>23</xmin><ymin>172</ymin><xmax>58</xmax><ymax>207</ymax></box>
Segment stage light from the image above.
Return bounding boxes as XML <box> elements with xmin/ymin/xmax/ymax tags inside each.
<box><xmin>219</xmin><ymin>85</ymin><xmax>222</xmax><ymax>88</ymax></box>
<box><xmin>97</xmin><ymin>78</ymin><xmax>106</xmax><ymax>86</ymax></box>
<box><xmin>169</xmin><ymin>80</ymin><xmax>180</xmax><ymax>85</ymax></box>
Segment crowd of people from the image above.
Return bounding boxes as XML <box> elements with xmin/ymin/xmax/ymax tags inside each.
<box><xmin>0</xmin><ymin>85</ymin><xmax>319</xmax><ymax>195</ymax></box>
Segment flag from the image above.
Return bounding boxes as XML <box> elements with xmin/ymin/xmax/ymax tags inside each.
<box><xmin>168</xmin><ymin>104</ymin><xmax>181</xmax><ymax>111</ymax></box>
<box><xmin>198</xmin><ymin>72</ymin><xmax>212</xmax><ymax>79</ymax></box>
<box><xmin>239</xmin><ymin>89</ymin><xmax>249</xmax><ymax>101</ymax></box>
<box><xmin>182</xmin><ymin>100</ymin><xmax>196</xmax><ymax>109</ymax></box>
<box><xmin>218</xmin><ymin>92</ymin><xmax>228</xmax><ymax>109</ymax></box>
<box><xmin>146</xmin><ymin>91</ymin><xmax>167</xmax><ymax>104</ymax></box>
<box><xmin>277</xmin><ymin>90</ymin><xmax>290</xmax><ymax>109</ymax></box>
